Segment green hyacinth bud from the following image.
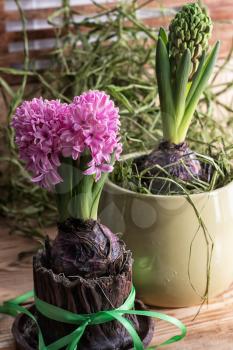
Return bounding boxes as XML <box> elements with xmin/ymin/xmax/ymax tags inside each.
<box><xmin>168</xmin><ymin>3</ymin><xmax>212</xmax><ymax>80</ymax></box>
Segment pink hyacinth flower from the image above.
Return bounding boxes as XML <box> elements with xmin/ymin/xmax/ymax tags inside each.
<box><xmin>62</xmin><ymin>90</ymin><xmax>122</xmax><ymax>181</ymax></box>
<box><xmin>12</xmin><ymin>98</ymin><xmax>69</xmax><ymax>189</ymax></box>
<box><xmin>12</xmin><ymin>91</ymin><xmax>122</xmax><ymax>189</ymax></box>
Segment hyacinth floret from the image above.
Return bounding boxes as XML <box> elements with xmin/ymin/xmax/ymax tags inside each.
<box><xmin>61</xmin><ymin>90</ymin><xmax>122</xmax><ymax>181</ymax></box>
<box><xmin>12</xmin><ymin>91</ymin><xmax>122</xmax><ymax>190</ymax></box>
<box><xmin>12</xmin><ymin>98</ymin><xmax>69</xmax><ymax>189</ymax></box>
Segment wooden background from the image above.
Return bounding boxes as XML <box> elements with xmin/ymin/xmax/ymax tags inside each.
<box><xmin>0</xmin><ymin>0</ymin><xmax>232</xmax><ymax>68</ymax></box>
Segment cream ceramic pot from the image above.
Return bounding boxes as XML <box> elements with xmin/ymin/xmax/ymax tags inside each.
<box><xmin>100</xmin><ymin>161</ymin><xmax>233</xmax><ymax>307</ymax></box>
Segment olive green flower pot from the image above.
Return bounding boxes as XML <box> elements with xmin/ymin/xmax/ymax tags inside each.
<box><xmin>99</xmin><ymin>156</ymin><xmax>233</xmax><ymax>307</ymax></box>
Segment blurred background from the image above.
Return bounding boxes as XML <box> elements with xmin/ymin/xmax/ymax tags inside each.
<box><xmin>0</xmin><ymin>0</ymin><xmax>232</xmax><ymax>68</ymax></box>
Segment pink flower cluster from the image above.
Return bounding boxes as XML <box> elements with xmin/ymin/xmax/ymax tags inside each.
<box><xmin>12</xmin><ymin>98</ymin><xmax>68</xmax><ymax>189</ymax></box>
<box><xmin>62</xmin><ymin>91</ymin><xmax>122</xmax><ymax>180</ymax></box>
<box><xmin>12</xmin><ymin>91</ymin><xmax>122</xmax><ymax>189</ymax></box>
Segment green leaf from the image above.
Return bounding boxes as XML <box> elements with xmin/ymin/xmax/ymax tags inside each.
<box><xmin>56</xmin><ymin>158</ymin><xmax>74</xmax><ymax>222</ymax></box>
<box><xmin>156</xmin><ymin>37</ymin><xmax>175</xmax><ymax>141</ymax></box>
<box><xmin>185</xmin><ymin>51</ymin><xmax>206</xmax><ymax>107</ymax></box>
<box><xmin>0</xmin><ymin>77</ymin><xmax>14</xmax><ymax>97</ymax></box>
<box><xmin>107</xmin><ymin>85</ymin><xmax>134</xmax><ymax>113</ymax></box>
<box><xmin>178</xmin><ymin>41</ymin><xmax>220</xmax><ymax>142</ymax></box>
<box><xmin>158</xmin><ymin>27</ymin><xmax>168</xmax><ymax>46</ymax></box>
<box><xmin>0</xmin><ymin>67</ymin><xmax>34</xmax><ymax>76</ymax></box>
<box><xmin>174</xmin><ymin>49</ymin><xmax>192</xmax><ymax>127</ymax></box>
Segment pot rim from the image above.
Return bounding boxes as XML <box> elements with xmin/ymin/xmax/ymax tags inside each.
<box><xmin>106</xmin><ymin>152</ymin><xmax>233</xmax><ymax>200</ymax></box>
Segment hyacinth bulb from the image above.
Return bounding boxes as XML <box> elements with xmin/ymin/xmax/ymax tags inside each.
<box><xmin>169</xmin><ymin>3</ymin><xmax>212</xmax><ymax>79</ymax></box>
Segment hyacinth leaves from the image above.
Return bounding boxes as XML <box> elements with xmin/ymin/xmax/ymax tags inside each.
<box><xmin>179</xmin><ymin>41</ymin><xmax>220</xmax><ymax>142</ymax></box>
<box><xmin>156</xmin><ymin>33</ymin><xmax>176</xmax><ymax>142</ymax></box>
<box><xmin>156</xmin><ymin>28</ymin><xmax>220</xmax><ymax>145</ymax></box>
<box><xmin>174</xmin><ymin>49</ymin><xmax>192</xmax><ymax>128</ymax></box>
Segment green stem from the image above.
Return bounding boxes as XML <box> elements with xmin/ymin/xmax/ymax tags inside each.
<box><xmin>55</xmin><ymin>157</ymin><xmax>74</xmax><ymax>222</ymax></box>
<box><xmin>90</xmin><ymin>154</ymin><xmax>115</xmax><ymax>219</ymax></box>
<box><xmin>70</xmin><ymin>154</ymin><xmax>94</xmax><ymax>220</ymax></box>
<box><xmin>90</xmin><ymin>173</ymin><xmax>108</xmax><ymax>219</ymax></box>
<box><xmin>56</xmin><ymin>155</ymin><xmax>110</xmax><ymax>222</ymax></box>
<box><xmin>73</xmin><ymin>173</ymin><xmax>94</xmax><ymax>220</ymax></box>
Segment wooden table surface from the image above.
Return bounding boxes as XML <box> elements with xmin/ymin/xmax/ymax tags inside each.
<box><xmin>1</xmin><ymin>224</ymin><xmax>233</xmax><ymax>350</ymax></box>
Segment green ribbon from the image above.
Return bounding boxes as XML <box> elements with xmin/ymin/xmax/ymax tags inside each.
<box><xmin>0</xmin><ymin>286</ymin><xmax>186</xmax><ymax>350</ymax></box>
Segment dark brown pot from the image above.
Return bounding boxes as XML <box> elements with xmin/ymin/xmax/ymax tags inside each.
<box><xmin>12</xmin><ymin>249</ymin><xmax>154</xmax><ymax>349</ymax></box>
<box><xmin>12</xmin><ymin>217</ymin><xmax>155</xmax><ymax>349</ymax></box>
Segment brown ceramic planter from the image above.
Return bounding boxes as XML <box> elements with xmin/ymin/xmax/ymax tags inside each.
<box><xmin>100</xmin><ymin>154</ymin><xmax>233</xmax><ymax>307</ymax></box>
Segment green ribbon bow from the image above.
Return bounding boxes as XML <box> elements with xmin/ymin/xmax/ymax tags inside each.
<box><xmin>0</xmin><ymin>286</ymin><xmax>186</xmax><ymax>350</ymax></box>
